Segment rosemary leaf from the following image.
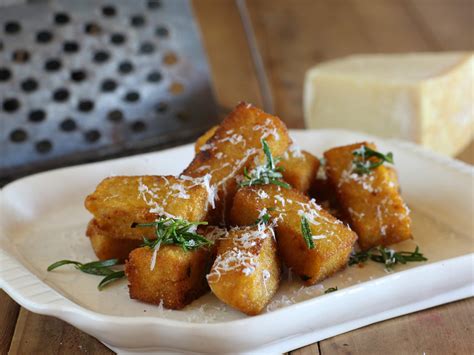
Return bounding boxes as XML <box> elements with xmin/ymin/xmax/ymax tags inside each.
<box><xmin>47</xmin><ymin>258</ymin><xmax>125</xmax><ymax>290</ymax></box>
<box><xmin>300</xmin><ymin>215</ymin><xmax>315</xmax><ymax>249</ymax></box>
<box><xmin>325</xmin><ymin>287</ymin><xmax>338</xmax><ymax>294</ymax></box>
<box><xmin>349</xmin><ymin>246</ymin><xmax>427</xmax><ymax>270</ymax></box>
<box><xmin>352</xmin><ymin>146</ymin><xmax>394</xmax><ymax>175</ymax></box>
<box><xmin>98</xmin><ymin>271</ymin><xmax>126</xmax><ymax>291</ymax></box>
<box><xmin>47</xmin><ymin>260</ymin><xmax>82</xmax><ymax>271</ymax></box>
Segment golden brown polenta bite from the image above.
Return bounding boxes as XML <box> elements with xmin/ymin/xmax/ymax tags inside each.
<box><xmin>85</xmin><ymin>176</ymin><xmax>209</xmax><ymax>240</ymax></box>
<box><xmin>230</xmin><ymin>185</ymin><xmax>357</xmax><ymax>285</ymax></box>
<box><xmin>279</xmin><ymin>146</ymin><xmax>320</xmax><ymax>194</ymax></box>
<box><xmin>324</xmin><ymin>142</ymin><xmax>411</xmax><ymax>250</ymax></box>
<box><xmin>86</xmin><ymin>219</ymin><xmax>142</xmax><ymax>261</ymax></box>
<box><xmin>207</xmin><ymin>225</ymin><xmax>280</xmax><ymax>315</ymax></box>
<box><xmin>125</xmin><ymin>245</ymin><xmax>213</xmax><ymax>309</ymax></box>
<box><xmin>182</xmin><ymin>102</ymin><xmax>291</xmax><ymax>224</ymax></box>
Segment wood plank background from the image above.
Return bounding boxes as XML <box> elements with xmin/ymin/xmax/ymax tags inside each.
<box><xmin>2</xmin><ymin>0</ymin><xmax>473</xmax><ymax>354</ymax></box>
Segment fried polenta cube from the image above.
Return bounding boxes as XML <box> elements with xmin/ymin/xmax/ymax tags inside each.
<box><xmin>85</xmin><ymin>176</ymin><xmax>209</xmax><ymax>240</ymax></box>
<box><xmin>125</xmin><ymin>245</ymin><xmax>214</xmax><ymax>309</ymax></box>
<box><xmin>278</xmin><ymin>146</ymin><xmax>320</xmax><ymax>194</ymax></box>
<box><xmin>182</xmin><ymin>102</ymin><xmax>291</xmax><ymax>224</ymax></box>
<box><xmin>230</xmin><ymin>185</ymin><xmax>357</xmax><ymax>285</ymax></box>
<box><xmin>195</xmin><ymin>125</ymin><xmax>218</xmax><ymax>153</ymax></box>
<box><xmin>324</xmin><ymin>142</ymin><xmax>411</xmax><ymax>251</ymax></box>
<box><xmin>86</xmin><ymin>219</ymin><xmax>141</xmax><ymax>261</ymax></box>
<box><xmin>207</xmin><ymin>225</ymin><xmax>280</xmax><ymax>315</ymax></box>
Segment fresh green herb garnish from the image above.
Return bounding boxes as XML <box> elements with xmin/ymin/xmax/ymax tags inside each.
<box><xmin>300</xmin><ymin>215</ymin><xmax>315</xmax><ymax>249</ymax></box>
<box><xmin>325</xmin><ymin>286</ymin><xmax>338</xmax><ymax>294</ymax></box>
<box><xmin>349</xmin><ymin>246</ymin><xmax>427</xmax><ymax>270</ymax></box>
<box><xmin>47</xmin><ymin>259</ymin><xmax>125</xmax><ymax>290</ymax></box>
<box><xmin>352</xmin><ymin>146</ymin><xmax>394</xmax><ymax>175</ymax></box>
<box><xmin>254</xmin><ymin>213</ymin><xmax>271</xmax><ymax>225</ymax></box>
<box><xmin>133</xmin><ymin>217</ymin><xmax>211</xmax><ymax>252</ymax></box>
<box><xmin>239</xmin><ymin>139</ymin><xmax>290</xmax><ymax>188</ymax></box>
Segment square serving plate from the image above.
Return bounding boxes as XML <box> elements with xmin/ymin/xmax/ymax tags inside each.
<box><xmin>1</xmin><ymin>129</ymin><xmax>473</xmax><ymax>354</ymax></box>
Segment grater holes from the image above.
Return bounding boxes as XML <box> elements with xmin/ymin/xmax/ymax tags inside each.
<box><xmin>78</xmin><ymin>99</ymin><xmax>94</xmax><ymax>112</ymax></box>
<box><xmin>155</xmin><ymin>101</ymin><xmax>168</xmax><ymax>113</ymax></box>
<box><xmin>84</xmin><ymin>129</ymin><xmax>101</xmax><ymax>143</ymax></box>
<box><xmin>63</xmin><ymin>41</ymin><xmax>80</xmax><ymax>53</ymax></box>
<box><xmin>163</xmin><ymin>52</ymin><xmax>178</xmax><ymax>65</ymax></box>
<box><xmin>21</xmin><ymin>78</ymin><xmax>39</xmax><ymax>93</ymax></box>
<box><xmin>53</xmin><ymin>88</ymin><xmax>70</xmax><ymax>102</ymax></box>
<box><xmin>10</xmin><ymin>129</ymin><xmax>28</xmax><ymax>143</ymax></box>
<box><xmin>36</xmin><ymin>140</ymin><xmax>52</xmax><ymax>154</ymax></box>
<box><xmin>124</xmin><ymin>91</ymin><xmax>140</xmax><ymax>103</ymax></box>
<box><xmin>36</xmin><ymin>30</ymin><xmax>53</xmax><ymax>44</ymax></box>
<box><xmin>44</xmin><ymin>58</ymin><xmax>62</xmax><ymax>71</ymax></box>
<box><xmin>54</xmin><ymin>12</ymin><xmax>70</xmax><ymax>25</ymax></box>
<box><xmin>130</xmin><ymin>15</ymin><xmax>146</xmax><ymax>27</ymax></box>
<box><xmin>84</xmin><ymin>22</ymin><xmax>102</xmax><ymax>35</ymax></box>
<box><xmin>4</xmin><ymin>21</ymin><xmax>21</xmax><ymax>34</ymax></box>
<box><xmin>60</xmin><ymin>118</ymin><xmax>77</xmax><ymax>132</ymax></box>
<box><xmin>71</xmin><ymin>69</ymin><xmax>87</xmax><ymax>82</ymax></box>
<box><xmin>93</xmin><ymin>50</ymin><xmax>110</xmax><ymax>63</ymax></box>
<box><xmin>110</xmin><ymin>33</ymin><xmax>126</xmax><ymax>45</ymax></box>
<box><xmin>28</xmin><ymin>109</ymin><xmax>46</xmax><ymax>123</ymax></box>
<box><xmin>102</xmin><ymin>5</ymin><xmax>117</xmax><ymax>17</ymax></box>
<box><xmin>0</xmin><ymin>68</ymin><xmax>12</xmax><ymax>81</ymax></box>
<box><xmin>169</xmin><ymin>82</ymin><xmax>184</xmax><ymax>95</ymax></box>
<box><xmin>155</xmin><ymin>26</ymin><xmax>169</xmax><ymax>38</ymax></box>
<box><xmin>139</xmin><ymin>41</ymin><xmax>155</xmax><ymax>54</ymax></box>
<box><xmin>107</xmin><ymin>109</ymin><xmax>123</xmax><ymax>122</ymax></box>
<box><xmin>3</xmin><ymin>98</ymin><xmax>20</xmax><ymax>112</ymax></box>
<box><xmin>101</xmin><ymin>78</ymin><xmax>117</xmax><ymax>92</ymax></box>
<box><xmin>147</xmin><ymin>71</ymin><xmax>162</xmax><ymax>83</ymax></box>
<box><xmin>147</xmin><ymin>1</ymin><xmax>162</xmax><ymax>9</ymax></box>
<box><xmin>118</xmin><ymin>61</ymin><xmax>134</xmax><ymax>74</ymax></box>
<box><xmin>12</xmin><ymin>49</ymin><xmax>30</xmax><ymax>63</ymax></box>
<box><xmin>130</xmin><ymin>120</ymin><xmax>146</xmax><ymax>132</ymax></box>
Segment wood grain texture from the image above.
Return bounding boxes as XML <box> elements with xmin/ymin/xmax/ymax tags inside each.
<box><xmin>8</xmin><ymin>308</ymin><xmax>114</xmax><ymax>355</ymax></box>
<box><xmin>0</xmin><ymin>290</ymin><xmax>20</xmax><ymax>354</ymax></box>
<box><xmin>319</xmin><ymin>298</ymin><xmax>474</xmax><ymax>355</ymax></box>
<box><xmin>192</xmin><ymin>0</ymin><xmax>263</xmax><ymax>115</ymax></box>
<box><xmin>245</xmin><ymin>0</ymin><xmax>474</xmax><ymax>128</ymax></box>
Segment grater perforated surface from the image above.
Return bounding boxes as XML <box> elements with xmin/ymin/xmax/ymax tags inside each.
<box><xmin>0</xmin><ymin>0</ymin><xmax>217</xmax><ymax>179</ymax></box>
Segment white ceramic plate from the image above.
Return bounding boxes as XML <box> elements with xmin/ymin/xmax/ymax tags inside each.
<box><xmin>1</xmin><ymin>129</ymin><xmax>473</xmax><ymax>354</ymax></box>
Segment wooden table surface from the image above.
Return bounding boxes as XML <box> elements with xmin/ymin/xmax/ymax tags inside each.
<box><xmin>2</xmin><ymin>0</ymin><xmax>473</xmax><ymax>354</ymax></box>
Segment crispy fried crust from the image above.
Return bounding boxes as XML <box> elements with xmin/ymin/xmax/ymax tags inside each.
<box><xmin>84</xmin><ymin>175</ymin><xmax>209</xmax><ymax>239</ymax></box>
<box><xmin>195</xmin><ymin>125</ymin><xmax>218</xmax><ymax>153</ymax></box>
<box><xmin>207</xmin><ymin>226</ymin><xmax>280</xmax><ymax>315</ymax></box>
<box><xmin>279</xmin><ymin>150</ymin><xmax>320</xmax><ymax>194</ymax></box>
<box><xmin>182</xmin><ymin>103</ymin><xmax>291</xmax><ymax>224</ymax></box>
<box><xmin>324</xmin><ymin>142</ymin><xmax>411</xmax><ymax>250</ymax></box>
<box><xmin>125</xmin><ymin>245</ymin><xmax>213</xmax><ymax>309</ymax></box>
<box><xmin>230</xmin><ymin>185</ymin><xmax>357</xmax><ymax>285</ymax></box>
<box><xmin>86</xmin><ymin>219</ymin><xmax>141</xmax><ymax>261</ymax></box>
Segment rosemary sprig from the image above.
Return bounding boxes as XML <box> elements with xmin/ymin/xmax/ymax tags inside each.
<box><xmin>239</xmin><ymin>139</ymin><xmax>290</xmax><ymax>188</ymax></box>
<box><xmin>349</xmin><ymin>246</ymin><xmax>427</xmax><ymax>270</ymax></box>
<box><xmin>133</xmin><ymin>217</ymin><xmax>212</xmax><ymax>251</ymax></box>
<box><xmin>325</xmin><ymin>286</ymin><xmax>338</xmax><ymax>294</ymax></box>
<box><xmin>47</xmin><ymin>259</ymin><xmax>125</xmax><ymax>290</ymax></box>
<box><xmin>352</xmin><ymin>146</ymin><xmax>394</xmax><ymax>175</ymax></box>
<box><xmin>300</xmin><ymin>215</ymin><xmax>315</xmax><ymax>249</ymax></box>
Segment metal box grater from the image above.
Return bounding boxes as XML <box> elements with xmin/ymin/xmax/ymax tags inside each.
<box><xmin>0</xmin><ymin>0</ymin><xmax>218</xmax><ymax>181</ymax></box>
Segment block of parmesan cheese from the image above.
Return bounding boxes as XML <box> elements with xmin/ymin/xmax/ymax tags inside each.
<box><xmin>304</xmin><ymin>52</ymin><xmax>473</xmax><ymax>156</ymax></box>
